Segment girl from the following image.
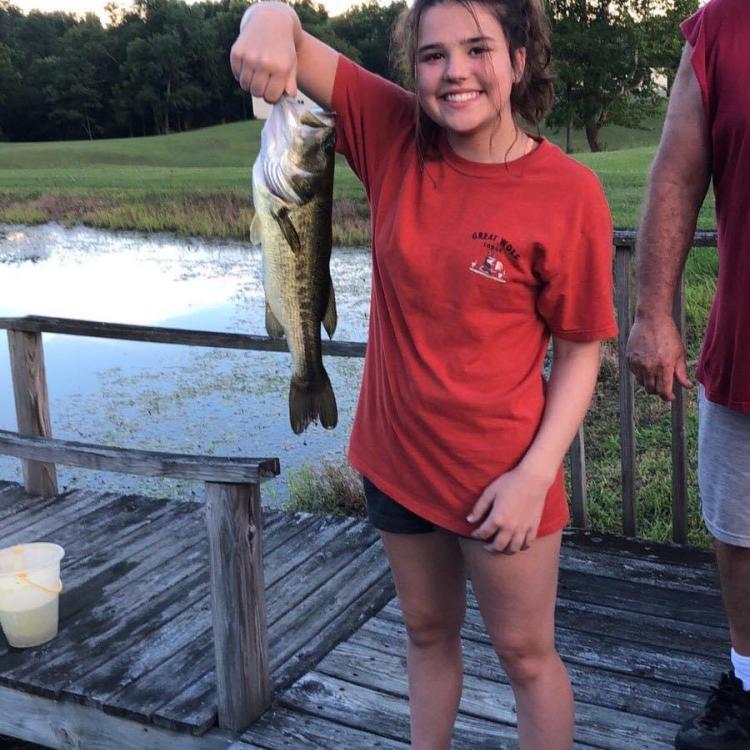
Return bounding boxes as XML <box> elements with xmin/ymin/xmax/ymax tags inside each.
<box><xmin>231</xmin><ymin>1</ymin><xmax>617</xmax><ymax>747</ymax></box>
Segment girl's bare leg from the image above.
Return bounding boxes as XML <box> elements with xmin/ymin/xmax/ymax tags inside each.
<box><xmin>380</xmin><ymin>530</ymin><xmax>467</xmax><ymax>750</ymax></box>
<box><xmin>459</xmin><ymin>531</ymin><xmax>573</xmax><ymax>750</ymax></box>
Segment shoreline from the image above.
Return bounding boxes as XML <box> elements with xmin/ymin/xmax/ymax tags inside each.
<box><xmin>0</xmin><ymin>191</ymin><xmax>372</xmax><ymax>247</ymax></box>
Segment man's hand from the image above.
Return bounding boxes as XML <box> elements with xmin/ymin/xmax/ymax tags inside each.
<box><xmin>626</xmin><ymin>313</ymin><xmax>693</xmax><ymax>401</ymax></box>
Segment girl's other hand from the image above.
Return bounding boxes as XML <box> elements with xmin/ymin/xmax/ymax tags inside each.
<box><xmin>466</xmin><ymin>466</ymin><xmax>552</xmax><ymax>554</ymax></box>
<box><xmin>230</xmin><ymin>2</ymin><xmax>300</xmax><ymax>103</ymax></box>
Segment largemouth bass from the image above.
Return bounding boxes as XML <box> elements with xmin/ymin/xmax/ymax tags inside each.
<box><xmin>251</xmin><ymin>95</ymin><xmax>338</xmax><ymax>434</ymax></box>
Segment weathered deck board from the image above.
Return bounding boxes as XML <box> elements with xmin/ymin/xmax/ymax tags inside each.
<box><xmin>0</xmin><ymin>484</ymin><xmax>395</xmax><ymax>746</ymax></box>
<box><xmin>241</xmin><ymin>706</ymin><xmax>411</xmax><ymax>749</ymax></box>
<box><xmin>314</xmin><ymin>636</ymin><xmax>679</xmax><ymax>749</ymax></box>
<box><xmin>139</xmin><ymin>525</ymin><xmax>390</xmax><ymax>734</ymax></box>
<box><xmin>66</xmin><ymin>513</ymin><xmax>366</xmax><ymax>727</ymax></box>
<box><xmin>349</xmin><ymin>620</ymin><xmax>706</xmax><ymax>725</ymax></box>
<box><xmin>551</xmin><ymin>597</ymin><xmax>728</xmax><ymax>658</ymax></box>
<box><xmin>555</xmin><ymin>567</ymin><xmax>724</xmax><ymax>627</ymax></box>
<box><xmin>0</xmin><ymin>489</ymin><xmax>92</xmax><ymax>542</ymax></box>
<box><xmin>558</xmin><ymin>542</ymin><xmax>718</xmax><ymax>594</ymax></box>
<box><xmin>238</xmin><ymin>531</ymin><xmax>728</xmax><ymax>749</ymax></box>
<box><xmin>277</xmin><ymin>671</ymin><xmax>524</xmax><ymax>749</ymax></box>
<box><xmin>0</xmin><ymin>485</ymin><xmax>58</xmax><ymax>524</ymax></box>
<box><xmin>0</xmin><ymin>483</ymin><xmax>732</xmax><ymax>750</ymax></box>
<box><xmin>1</xmin><ymin>544</ymin><xmax>210</xmax><ymax>694</ymax></box>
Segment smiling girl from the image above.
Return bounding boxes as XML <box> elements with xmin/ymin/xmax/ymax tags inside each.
<box><xmin>231</xmin><ymin>1</ymin><xmax>617</xmax><ymax>747</ymax></box>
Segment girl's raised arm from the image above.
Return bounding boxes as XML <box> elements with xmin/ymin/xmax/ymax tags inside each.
<box><xmin>229</xmin><ymin>2</ymin><xmax>339</xmax><ymax>110</ymax></box>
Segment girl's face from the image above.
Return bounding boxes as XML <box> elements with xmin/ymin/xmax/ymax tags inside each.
<box><xmin>416</xmin><ymin>1</ymin><xmax>525</xmax><ymax>154</ymax></box>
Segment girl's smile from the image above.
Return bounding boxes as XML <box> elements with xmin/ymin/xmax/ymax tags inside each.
<box><xmin>416</xmin><ymin>1</ymin><xmax>529</xmax><ymax>163</ymax></box>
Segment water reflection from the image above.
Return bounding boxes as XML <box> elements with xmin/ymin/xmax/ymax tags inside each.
<box><xmin>0</xmin><ymin>223</ymin><xmax>371</xmax><ymax>504</ymax></box>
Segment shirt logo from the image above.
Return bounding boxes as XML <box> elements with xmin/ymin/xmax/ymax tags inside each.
<box><xmin>470</xmin><ymin>252</ymin><xmax>506</xmax><ymax>283</ymax></box>
<box><xmin>469</xmin><ymin>231</ymin><xmax>519</xmax><ymax>284</ymax></box>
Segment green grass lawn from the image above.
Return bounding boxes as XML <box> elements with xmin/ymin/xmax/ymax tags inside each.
<box><xmin>0</xmin><ymin>120</ymin><xmax>366</xmax><ymax>199</ymax></box>
<box><xmin>0</xmin><ymin>116</ymin><xmax>720</xmax><ymax>546</ymax></box>
<box><xmin>0</xmin><ymin>115</ymin><xmax>716</xmax><ymax>230</ymax></box>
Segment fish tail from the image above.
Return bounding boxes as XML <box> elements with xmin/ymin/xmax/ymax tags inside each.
<box><xmin>289</xmin><ymin>370</ymin><xmax>338</xmax><ymax>434</ymax></box>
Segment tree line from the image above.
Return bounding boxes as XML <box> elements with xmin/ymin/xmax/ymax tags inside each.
<box><xmin>0</xmin><ymin>0</ymin><xmax>696</xmax><ymax>150</ymax></box>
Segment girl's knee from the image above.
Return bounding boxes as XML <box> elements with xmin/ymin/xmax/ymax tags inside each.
<box><xmin>402</xmin><ymin>608</ymin><xmax>463</xmax><ymax>649</ymax></box>
<box><xmin>495</xmin><ymin>640</ymin><xmax>558</xmax><ymax>685</ymax></box>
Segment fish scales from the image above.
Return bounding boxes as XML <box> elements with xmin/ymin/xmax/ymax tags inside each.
<box><xmin>251</xmin><ymin>96</ymin><xmax>338</xmax><ymax>434</ymax></box>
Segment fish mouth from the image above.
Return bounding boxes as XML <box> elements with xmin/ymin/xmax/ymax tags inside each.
<box><xmin>300</xmin><ymin>109</ymin><xmax>335</xmax><ymax>128</ymax></box>
<box><xmin>258</xmin><ymin>95</ymin><xmax>336</xmax><ymax>205</ymax></box>
<box><xmin>277</xmin><ymin>94</ymin><xmax>335</xmax><ymax>127</ymax></box>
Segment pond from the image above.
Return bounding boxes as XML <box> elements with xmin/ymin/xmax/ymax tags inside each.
<box><xmin>0</xmin><ymin>223</ymin><xmax>371</xmax><ymax>505</ymax></box>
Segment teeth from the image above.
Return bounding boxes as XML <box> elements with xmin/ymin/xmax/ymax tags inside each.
<box><xmin>445</xmin><ymin>92</ymin><xmax>479</xmax><ymax>102</ymax></box>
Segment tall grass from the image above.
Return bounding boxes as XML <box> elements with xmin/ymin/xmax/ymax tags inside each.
<box><xmin>287</xmin><ymin>460</ymin><xmax>366</xmax><ymax>517</ymax></box>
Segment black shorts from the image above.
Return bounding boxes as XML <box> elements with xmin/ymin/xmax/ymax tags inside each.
<box><xmin>363</xmin><ymin>476</ymin><xmax>436</xmax><ymax>534</ymax></box>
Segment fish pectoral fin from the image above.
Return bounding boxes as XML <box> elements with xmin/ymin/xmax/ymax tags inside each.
<box><xmin>272</xmin><ymin>206</ymin><xmax>302</xmax><ymax>255</ymax></box>
<box><xmin>250</xmin><ymin>213</ymin><xmax>262</xmax><ymax>245</ymax></box>
<box><xmin>323</xmin><ymin>281</ymin><xmax>337</xmax><ymax>339</ymax></box>
<box><xmin>265</xmin><ymin>303</ymin><xmax>286</xmax><ymax>338</ymax></box>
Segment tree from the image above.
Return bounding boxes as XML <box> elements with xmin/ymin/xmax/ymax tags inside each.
<box><xmin>331</xmin><ymin>0</ymin><xmax>406</xmax><ymax>81</ymax></box>
<box><xmin>40</xmin><ymin>17</ymin><xmax>110</xmax><ymax>139</ymax></box>
<box><xmin>0</xmin><ymin>41</ymin><xmax>20</xmax><ymax>138</ymax></box>
<box><xmin>641</xmin><ymin>0</ymin><xmax>699</xmax><ymax>94</ymax></box>
<box><xmin>0</xmin><ymin>0</ymin><xmax>409</xmax><ymax>141</ymax></box>
<box><xmin>293</xmin><ymin>0</ymin><xmax>362</xmax><ymax>68</ymax></box>
<box><xmin>199</xmin><ymin>0</ymin><xmax>253</xmax><ymax>121</ymax></box>
<box><xmin>548</xmin><ymin>0</ymin><xmax>662</xmax><ymax>152</ymax></box>
<box><xmin>119</xmin><ymin>0</ymin><xmax>214</xmax><ymax>134</ymax></box>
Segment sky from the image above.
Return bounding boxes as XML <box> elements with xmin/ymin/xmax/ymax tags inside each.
<box><xmin>11</xmin><ymin>0</ymin><xmax>359</xmax><ymax>19</ymax></box>
<box><xmin>9</xmin><ymin>0</ymin><xmax>712</xmax><ymax>23</ymax></box>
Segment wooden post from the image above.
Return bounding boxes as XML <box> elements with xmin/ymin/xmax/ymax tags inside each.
<box><xmin>7</xmin><ymin>330</ymin><xmax>58</xmax><ymax>497</ymax></box>
<box><xmin>671</xmin><ymin>273</ymin><xmax>688</xmax><ymax>544</ymax></box>
<box><xmin>568</xmin><ymin>426</ymin><xmax>588</xmax><ymax>528</ymax></box>
<box><xmin>615</xmin><ymin>245</ymin><xmax>637</xmax><ymax>537</ymax></box>
<box><xmin>205</xmin><ymin>481</ymin><xmax>271</xmax><ymax>732</ymax></box>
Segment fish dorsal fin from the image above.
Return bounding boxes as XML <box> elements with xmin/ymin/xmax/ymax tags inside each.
<box><xmin>323</xmin><ymin>279</ymin><xmax>337</xmax><ymax>339</ymax></box>
<box><xmin>272</xmin><ymin>206</ymin><xmax>301</xmax><ymax>255</ymax></box>
<box><xmin>250</xmin><ymin>213</ymin><xmax>262</xmax><ymax>245</ymax></box>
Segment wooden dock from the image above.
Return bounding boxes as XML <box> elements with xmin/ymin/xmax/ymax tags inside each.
<box><xmin>0</xmin><ymin>289</ymin><xmax>728</xmax><ymax>749</ymax></box>
<box><xmin>0</xmin><ymin>480</ymin><xmax>728</xmax><ymax>750</ymax></box>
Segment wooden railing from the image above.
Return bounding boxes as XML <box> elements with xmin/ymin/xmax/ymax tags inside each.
<box><xmin>0</xmin><ymin>320</ymin><xmax>286</xmax><ymax>733</ymax></box>
<box><xmin>583</xmin><ymin>229</ymin><xmax>717</xmax><ymax>544</ymax></box>
<box><xmin>0</xmin><ymin>226</ymin><xmax>718</xmax><ymax>542</ymax></box>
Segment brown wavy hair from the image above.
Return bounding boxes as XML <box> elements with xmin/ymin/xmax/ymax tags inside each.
<box><xmin>392</xmin><ymin>0</ymin><xmax>555</xmax><ymax>162</ymax></box>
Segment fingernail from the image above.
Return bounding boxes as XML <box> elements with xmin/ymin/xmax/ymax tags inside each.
<box><xmin>466</xmin><ymin>514</ymin><xmax>474</xmax><ymax>522</ymax></box>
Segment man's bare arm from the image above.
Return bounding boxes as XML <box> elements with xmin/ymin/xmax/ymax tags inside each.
<box><xmin>626</xmin><ymin>43</ymin><xmax>712</xmax><ymax>400</ymax></box>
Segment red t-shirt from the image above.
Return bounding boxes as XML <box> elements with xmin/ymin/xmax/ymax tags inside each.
<box><xmin>332</xmin><ymin>56</ymin><xmax>618</xmax><ymax>537</ymax></box>
<box><xmin>683</xmin><ymin>0</ymin><xmax>750</xmax><ymax>411</ymax></box>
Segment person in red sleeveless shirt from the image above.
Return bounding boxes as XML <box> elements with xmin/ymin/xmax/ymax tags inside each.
<box><xmin>232</xmin><ymin>1</ymin><xmax>616</xmax><ymax>747</ymax></box>
<box><xmin>627</xmin><ymin>1</ymin><xmax>750</xmax><ymax>748</ymax></box>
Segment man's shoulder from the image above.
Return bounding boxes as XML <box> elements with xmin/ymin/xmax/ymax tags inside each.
<box><xmin>700</xmin><ymin>0</ymin><xmax>749</xmax><ymax>25</ymax></box>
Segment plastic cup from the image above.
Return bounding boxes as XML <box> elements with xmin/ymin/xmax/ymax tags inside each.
<box><xmin>0</xmin><ymin>543</ymin><xmax>65</xmax><ymax>648</ymax></box>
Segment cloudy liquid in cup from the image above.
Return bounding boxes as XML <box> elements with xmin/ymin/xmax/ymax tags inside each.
<box><xmin>0</xmin><ymin>598</ymin><xmax>59</xmax><ymax>648</ymax></box>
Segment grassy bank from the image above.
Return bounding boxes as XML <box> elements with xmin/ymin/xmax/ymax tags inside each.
<box><xmin>0</xmin><ymin>120</ymin><xmax>370</xmax><ymax>244</ymax></box>
<box><xmin>0</xmin><ymin>118</ymin><xmax>719</xmax><ymax>546</ymax></box>
<box><xmin>0</xmin><ymin>115</ymin><xmax>717</xmax><ymax>238</ymax></box>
